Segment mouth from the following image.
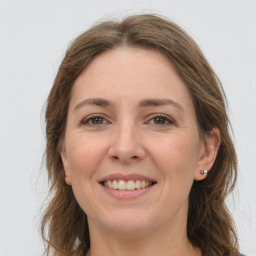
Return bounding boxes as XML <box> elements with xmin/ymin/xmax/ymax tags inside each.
<box><xmin>98</xmin><ymin>173</ymin><xmax>157</xmax><ymax>197</ymax></box>
<box><xmin>101</xmin><ymin>180</ymin><xmax>156</xmax><ymax>191</ymax></box>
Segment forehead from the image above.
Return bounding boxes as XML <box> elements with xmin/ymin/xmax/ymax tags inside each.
<box><xmin>70</xmin><ymin>47</ymin><xmax>194</xmax><ymax>112</ymax></box>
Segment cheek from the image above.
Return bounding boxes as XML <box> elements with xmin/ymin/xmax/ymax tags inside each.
<box><xmin>149</xmin><ymin>132</ymin><xmax>200</xmax><ymax>181</ymax></box>
<box><xmin>65</xmin><ymin>136</ymin><xmax>106</xmax><ymax>214</ymax></box>
<box><xmin>66</xmin><ymin>135</ymin><xmax>106</xmax><ymax>181</ymax></box>
<box><xmin>142</xmin><ymin>133</ymin><xmax>200</xmax><ymax>222</ymax></box>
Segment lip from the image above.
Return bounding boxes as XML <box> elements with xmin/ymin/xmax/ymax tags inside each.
<box><xmin>101</xmin><ymin>184</ymin><xmax>155</xmax><ymax>199</ymax></box>
<box><xmin>98</xmin><ymin>173</ymin><xmax>157</xmax><ymax>200</ymax></box>
<box><xmin>98</xmin><ymin>173</ymin><xmax>157</xmax><ymax>183</ymax></box>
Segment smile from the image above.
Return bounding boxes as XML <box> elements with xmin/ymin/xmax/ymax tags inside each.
<box><xmin>103</xmin><ymin>180</ymin><xmax>155</xmax><ymax>191</ymax></box>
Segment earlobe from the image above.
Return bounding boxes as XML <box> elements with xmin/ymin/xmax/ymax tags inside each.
<box><xmin>64</xmin><ymin>175</ymin><xmax>71</xmax><ymax>186</ymax></box>
<box><xmin>60</xmin><ymin>147</ymin><xmax>72</xmax><ymax>186</ymax></box>
<box><xmin>194</xmin><ymin>128</ymin><xmax>221</xmax><ymax>181</ymax></box>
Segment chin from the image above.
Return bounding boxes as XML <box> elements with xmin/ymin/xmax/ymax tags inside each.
<box><xmin>93</xmin><ymin>209</ymin><xmax>156</xmax><ymax>236</ymax></box>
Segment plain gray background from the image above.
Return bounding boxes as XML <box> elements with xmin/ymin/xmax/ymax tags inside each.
<box><xmin>0</xmin><ymin>0</ymin><xmax>255</xmax><ymax>255</ymax></box>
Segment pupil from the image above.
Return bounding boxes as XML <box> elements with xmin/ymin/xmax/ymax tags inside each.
<box><xmin>92</xmin><ymin>117</ymin><xmax>103</xmax><ymax>124</ymax></box>
<box><xmin>155</xmin><ymin>117</ymin><xmax>165</xmax><ymax>124</ymax></box>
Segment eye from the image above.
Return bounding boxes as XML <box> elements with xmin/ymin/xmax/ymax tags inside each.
<box><xmin>81</xmin><ymin>115</ymin><xmax>109</xmax><ymax>126</ymax></box>
<box><xmin>148</xmin><ymin>114</ymin><xmax>175</xmax><ymax>126</ymax></box>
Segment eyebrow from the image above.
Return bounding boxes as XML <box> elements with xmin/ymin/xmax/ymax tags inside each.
<box><xmin>73</xmin><ymin>97</ymin><xmax>184</xmax><ymax>112</ymax></box>
<box><xmin>73</xmin><ymin>98</ymin><xmax>111</xmax><ymax>111</ymax></box>
<box><xmin>139</xmin><ymin>99</ymin><xmax>184</xmax><ymax>111</ymax></box>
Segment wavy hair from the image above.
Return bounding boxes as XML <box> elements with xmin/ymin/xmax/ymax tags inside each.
<box><xmin>41</xmin><ymin>14</ymin><xmax>240</xmax><ymax>256</ymax></box>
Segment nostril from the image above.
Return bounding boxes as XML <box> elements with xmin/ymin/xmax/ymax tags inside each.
<box><xmin>111</xmin><ymin>155</ymin><xmax>139</xmax><ymax>162</ymax></box>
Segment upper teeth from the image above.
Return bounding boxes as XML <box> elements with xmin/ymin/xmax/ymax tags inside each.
<box><xmin>103</xmin><ymin>180</ymin><xmax>153</xmax><ymax>191</ymax></box>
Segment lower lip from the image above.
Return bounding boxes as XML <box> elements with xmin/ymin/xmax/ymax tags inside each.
<box><xmin>101</xmin><ymin>184</ymin><xmax>155</xmax><ymax>199</ymax></box>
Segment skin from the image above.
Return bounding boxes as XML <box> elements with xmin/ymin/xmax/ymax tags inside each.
<box><xmin>60</xmin><ymin>47</ymin><xmax>220</xmax><ymax>256</ymax></box>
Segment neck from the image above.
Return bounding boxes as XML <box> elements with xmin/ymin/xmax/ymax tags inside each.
<box><xmin>86</xmin><ymin>217</ymin><xmax>201</xmax><ymax>256</ymax></box>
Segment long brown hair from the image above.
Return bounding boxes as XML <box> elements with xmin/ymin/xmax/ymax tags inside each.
<box><xmin>42</xmin><ymin>14</ymin><xmax>240</xmax><ymax>256</ymax></box>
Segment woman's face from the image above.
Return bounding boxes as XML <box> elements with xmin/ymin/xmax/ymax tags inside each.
<box><xmin>61</xmin><ymin>47</ymin><xmax>210</xmax><ymax>236</ymax></box>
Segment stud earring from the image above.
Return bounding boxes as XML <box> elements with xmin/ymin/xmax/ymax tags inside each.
<box><xmin>200</xmin><ymin>169</ymin><xmax>208</xmax><ymax>175</ymax></box>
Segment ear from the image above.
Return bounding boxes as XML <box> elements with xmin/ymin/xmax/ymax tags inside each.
<box><xmin>194</xmin><ymin>127</ymin><xmax>221</xmax><ymax>181</ymax></box>
<box><xmin>60</xmin><ymin>146</ymin><xmax>72</xmax><ymax>186</ymax></box>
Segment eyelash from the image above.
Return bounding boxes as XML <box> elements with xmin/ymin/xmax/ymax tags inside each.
<box><xmin>147</xmin><ymin>114</ymin><xmax>175</xmax><ymax>126</ymax></box>
<box><xmin>81</xmin><ymin>114</ymin><xmax>108</xmax><ymax>126</ymax></box>
<box><xmin>80</xmin><ymin>114</ymin><xmax>176</xmax><ymax>127</ymax></box>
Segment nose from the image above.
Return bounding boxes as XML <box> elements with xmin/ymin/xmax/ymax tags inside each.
<box><xmin>107</xmin><ymin>121</ymin><xmax>146</xmax><ymax>164</ymax></box>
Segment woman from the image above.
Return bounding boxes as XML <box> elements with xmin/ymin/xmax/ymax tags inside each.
<box><xmin>41</xmin><ymin>14</ymin><xmax>241</xmax><ymax>256</ymax></box>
